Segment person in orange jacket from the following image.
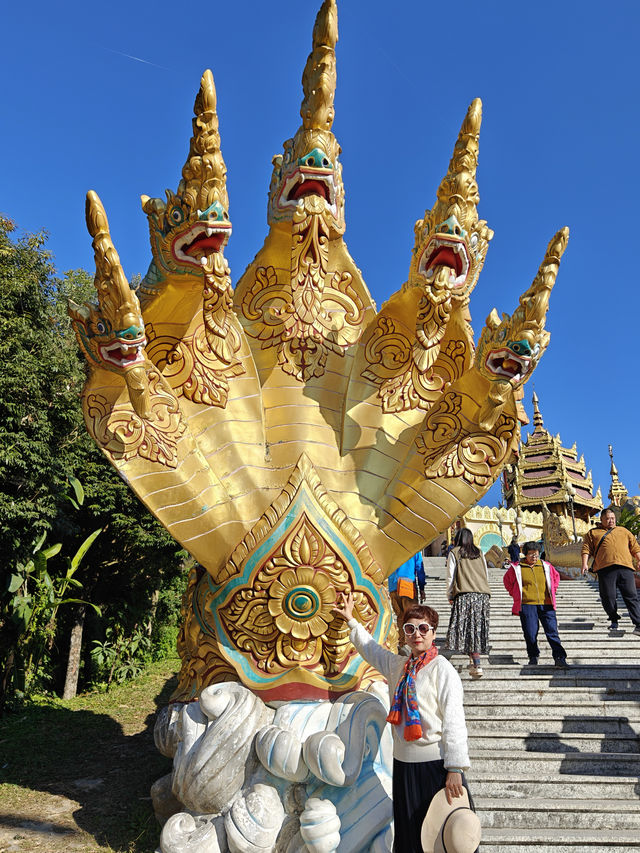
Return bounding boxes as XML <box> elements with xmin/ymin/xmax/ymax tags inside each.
<box><xmin>581</xmin><ymin>507</ymin><xmax>640</xmax><ymax>633</ymax></box>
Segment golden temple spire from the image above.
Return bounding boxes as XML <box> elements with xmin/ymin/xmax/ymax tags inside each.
<box><xmin>608</xmin><ymin>444</ymin><xmax>629</xmax><ymax>507</ymax></box>
<box><xmin>532</xmin><ymin>391</ymin><xmax>545</xmax><ymax>433</ymax></box>
<box><xmin>300</xmin><ymin>0</ymin><xmax>338</xmax><ymax>132</ymax></box>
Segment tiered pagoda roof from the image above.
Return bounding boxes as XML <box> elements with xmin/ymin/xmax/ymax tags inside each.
<box><xmin>503</xmin><ymin>393</ymin><xmax>602</xmax><ymax>521</ymax></box>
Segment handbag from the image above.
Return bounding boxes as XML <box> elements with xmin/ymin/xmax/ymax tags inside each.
<box><xmin>396</xmin><ymin>577</ymin><xmax>415</xmax><ymax>598</ymax></box>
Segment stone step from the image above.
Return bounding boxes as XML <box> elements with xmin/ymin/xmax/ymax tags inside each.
<box><xmin>475</xmin><ymin>797</ymin><xmax>640</xmax><ymax>830</ymax></box>
<box><xmin>467</xmin><ymin>775</ymin><xmax>640</xmax><ymax>799</ymax></box>
<box><xmin>455</xmin><ymin>621</ymin><xmax>639</xmax><ymax>632</ymax></box>
<box><xmin>469</xmin><ymin>749</ymin><xmax>640</xmax><ymax>774</ymax></box>
<box><xmin>479</xmin><ymin>827</ymin><xmax>640</xmax><ymax>852</ymax></box>
<box><xmin>453</xmin><ymin>669</ymin><xmax>640</xmax><ymax>687</ymax></box>
<box><xmin>466</xmin><ymin>715</ymin><xmax>640</xmax><ymax>734</ymax></box>
<box><xmin>454</xmin><ymin>688</ymin><xmax>640</xmax><ymax>704</ymax></box>
<box><xmin>461</xmin><ymin>668</ymin><xmax>640</xmax><ymax>683</ymax></box>
<box><xmin>471</xmin><ymin>619</ymin><xmax>640</xmax><ymax>629</ymax></box>
<box><xmin>465</xmin><ymin>701</ymin><xmax>640</xmax><ymax>719</ymax></box>
<box><xmin>469</xmin><ymin>730</ymin><xmax>640</xmax><ymax>753</ymax></box>
<box><xmin>477</xmin><ymin>653</ymin><xmax>640</xmax><ymax>665</ymax></box>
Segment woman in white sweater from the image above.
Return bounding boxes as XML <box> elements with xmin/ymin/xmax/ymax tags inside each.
<box><xmin>333</xmin><ymin>592</ymin><xmax>475</xmax><ymax>853</ymax></box>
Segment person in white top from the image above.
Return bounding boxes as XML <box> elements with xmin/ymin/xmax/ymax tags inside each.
<box><xmin>333</xmin><ymin>592</ymin><xmax>476</xmax><ymax>853</ymax></box>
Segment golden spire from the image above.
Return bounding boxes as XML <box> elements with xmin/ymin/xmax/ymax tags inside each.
<box><xmin>532</xmin><ymin>391</ymin><xmax>545</xmax><ymax>433</ymax></box>
<box><xmin>447</xmin><ymin>97</ymin><xmax>481</xmax><ymax>185</ymax></box>
<box><xmin>181</xmin><ymin>69</ymin><xmax>228</xmax><ymax>214</ymax></box>
<box><xmin>608</xmin><ymin>444</ymin><xmax>628</xmax><ymax>507</ymax></box>
<box><xmin>431</xmin><ymin>98</ymin><xmax>483</xmax><ymax>234</ymax></box>
<box><xmin>86</xmin><ymin>190</ymin><xmax>141</xmax><ymax>332</ymax></box>
<box><xmin>288</xmin><ymin>0</ymin><xmax>340</xmax><ymax>165</ymax></box>
<box><xmin>300</xmin><ymin>0</ymin><xmax>338</xmax><ymax>132</ymax></box>
<box><xmin>141</xmin><ymin>69</ymin><xmax>228</xmax><ymax>218</ymax></box>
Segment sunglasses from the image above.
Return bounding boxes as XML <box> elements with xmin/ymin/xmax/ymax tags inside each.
<box><xmin>402</xmin><ymin>622</ymin><xmax>434</xmax><ymax>636</ymax></box>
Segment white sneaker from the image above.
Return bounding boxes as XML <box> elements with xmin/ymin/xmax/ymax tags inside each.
<box><xmin>468</xmin><ymin>664</ymin><xmax>483</xmax><ymax>678</ymax></box>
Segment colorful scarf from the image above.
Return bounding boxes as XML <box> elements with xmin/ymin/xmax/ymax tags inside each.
<box><xmin>386</xmin><ymin>646</ymin><xmax>438</xmax><ymax>741</ymax></box>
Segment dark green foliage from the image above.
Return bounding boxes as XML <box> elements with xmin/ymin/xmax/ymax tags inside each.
<box><xmin>0</xmin><ymin>217</ymin><xmax>187</xmax><ymax>705</ymax></box>
<box><xmin>0</xmin><ymin>217</ymin><xmax>80</xmax><ymax>554</ymax></box>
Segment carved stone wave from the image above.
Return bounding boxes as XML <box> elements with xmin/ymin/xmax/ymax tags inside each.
<box><xmin>152</xmin><ymin>682</ymin><xmax>393</xmax><ymax>853</ymax></box>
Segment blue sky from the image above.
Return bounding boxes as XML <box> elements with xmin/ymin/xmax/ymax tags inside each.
<box><xmin>3</xmin><ymin>0</ymin><xmax>638</xmax><ymax>507</ymax></box>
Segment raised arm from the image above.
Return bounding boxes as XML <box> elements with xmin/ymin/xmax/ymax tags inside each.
<box><xmin>333</xmin><ymin>592</ymin><xmax>400</xmax><ymax>682</ymax></box>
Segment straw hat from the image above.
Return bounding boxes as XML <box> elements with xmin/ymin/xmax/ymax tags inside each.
<box><xmin>421</xmin><ymin>788</ymin><xmax>482</xmax><ymax>853</ymax></box>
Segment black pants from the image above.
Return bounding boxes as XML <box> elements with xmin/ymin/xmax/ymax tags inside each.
<box><xmin>392</xmin><ymin>758</ymin><xmax>476</xmax><ymax>853</ymax></box>
<box><xmin>597</xmin><ymin>565</ymin><xmax>640</xmax><ymax>626</ymax></box>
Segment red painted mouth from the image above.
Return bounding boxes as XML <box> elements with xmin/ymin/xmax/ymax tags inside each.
<box><xmin>289</xmin><ymin>179</ymin><xmax>331</xmax><ymax>202</ymax></box>
<box><xmin>184</xmin><ymin>231</ymin><xmax>227</xmax><ymax>257</ymax></box>
<box><xmin>172</xmin><ymin>221</ymin><xmax>231</xmax><ymax>267</ymax></box>
<box><xmin>418</xmin><ymin>235</ymin><xmax>471</xmax><ymax>286</ymax></box>
<box><xmin>426</xmin><ymin>245</ymin><xmax>463</xmax><ymax>277</ymax></box>
<box><xmin>100</xmin><ymin>338</ymin><xmax>146</xmax><ymax>369</ymax></box>
<box><xmin>277</xmin><ymin>167</ymin><xmax>337</xmax><ymax>213</ymax></box>
<box><xmin>485</xmin><ymin>347</ymin><xmax>531</xmax><ymax>383</ymax></box>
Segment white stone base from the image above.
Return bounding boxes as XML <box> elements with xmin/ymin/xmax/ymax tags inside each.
<box><xmin>153</xmin><ymin>682</ymin><xmax>393</xmax><ymax>853</ymax></box>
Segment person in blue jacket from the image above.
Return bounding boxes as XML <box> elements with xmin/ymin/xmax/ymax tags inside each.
<box><xmin>388</xmin><ymin>552</ymin><xmax>427</xmax><ymax>623</ymax></box>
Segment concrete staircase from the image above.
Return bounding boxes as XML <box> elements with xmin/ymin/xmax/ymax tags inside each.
<box><xmin>423</xmin><ymin>557</ymin><xmax>640</xmax><ymax>852</ymax></box>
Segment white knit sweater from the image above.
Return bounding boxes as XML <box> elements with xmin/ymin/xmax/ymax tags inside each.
<box><xmin>348</xmin><ymin>619</ymin><xmax>470</xmax><ymax>769</ymax></box>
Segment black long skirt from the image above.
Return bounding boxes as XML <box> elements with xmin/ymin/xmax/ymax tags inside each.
<box><xmin>392</xmin><ymin>758</ymin><xmax>475</xmax><ymax>853</ymax></box>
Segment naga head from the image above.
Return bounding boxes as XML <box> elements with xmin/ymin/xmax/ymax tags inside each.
<box><xmin>69</xmin><ymin>191</ymin><xmax>147</xmax><ymax>374</ymax></box>
<box><xmin>267</xmin><ymin>0</ymin><xmax>345</xmax><ymax>234</ymax></box>
<box><xmin>477</xmin><ymin>227</ymin><xmax>569</xmax><ymax>388</ymax></box>
<box><xmin>409</xmin><ymin>99</ymin><xmax>493</xmax><ymax>302</ymax></box>
<box><xmin>141</xmin><ymin>70</ymin><xmax>232</xmax><ymax>282</ymax></box>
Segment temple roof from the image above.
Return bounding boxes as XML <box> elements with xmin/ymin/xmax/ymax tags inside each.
<box><xmin>503</xmin><ymin>392</ymin><xmax>602</xmax><ymax>516</ymax></box>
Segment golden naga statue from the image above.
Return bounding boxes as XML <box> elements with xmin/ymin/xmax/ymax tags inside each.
<box><xmin>69</xmin><ymin>0</ymin><xmax>568</xmax><ymax>703</ymax></box>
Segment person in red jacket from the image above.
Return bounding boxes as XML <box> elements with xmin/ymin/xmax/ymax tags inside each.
<box><xmin>503</xmin><ymin>541</ymin><xmax>567</xmax><ymax>667</ymax></box>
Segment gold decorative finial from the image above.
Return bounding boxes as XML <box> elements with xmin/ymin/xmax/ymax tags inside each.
<box><xmin>300</xmin><ymin>0</ymin><xmax>338</xmax><ymax>132</ymax></box>
<box><xmin>181</xmin><ymin>69</ymin><xmax>229</xmax><ymax>214</ymax></box>
<box><xmin>511</xmin><ymin>227</ymin><xmax>570</xmax><ymax>357</ymax></box>
<box><xmin>532</xmin><ymin>391</ymin><xmax>545</xmax><ymax>432</ymax></box>
<box><xmin>432</xmin><ymin>98</ymin><xmax>483</xmax><ymax>234</ymax></box>
<box><xmin>85</xmin><ymin>190</ymin><xmax>141</xmax><ymax>330</ymax></box>
<box><xmin>141</xmin><ymin>69</ymin><xmax>228</xmax><ymax>220</ymax></box>
<box><xmin>608</xmin><ymin>444</ymin><xmax>628</xmax><ymax>506</ymax></box>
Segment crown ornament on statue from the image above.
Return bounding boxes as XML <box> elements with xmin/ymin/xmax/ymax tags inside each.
<box><xmin>69</xmin><ymin>0</ymin><xmax>568</xmax><ymax>702</ymax></box>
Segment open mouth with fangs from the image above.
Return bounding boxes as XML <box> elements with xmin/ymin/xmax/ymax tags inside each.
<box><xmin>418</xmin><ymin>236</ymin><xmax>470</xmax><ymax>286</ymax></box>
<box><xmin>172</xmin><ymin>221</ymin><xmax>232</xmax><ymax>267</ymax></box>
<box><xmin>484</xmin><ymin>347</ymin><xmax>531</xmax><ymax>383</ymax></box>
<box><xmin>278</xmin><ymin>167</ymin><xmax>337</xmax><ymax>211</ymax></box>
<box><xmin>99</xmin><ymin>337</ymin><xmax>147</xmax><ymax>369</ymax></box>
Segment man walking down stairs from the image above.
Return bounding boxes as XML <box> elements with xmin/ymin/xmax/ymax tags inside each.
<box><xmin>422</xmin><ymin>556</ymin><xmax>640</xmax><ymax>852</ymax></box>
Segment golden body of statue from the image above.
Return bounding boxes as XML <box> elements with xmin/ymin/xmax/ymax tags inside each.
<box><xmin>69</xmin><ymin>0</ymin><xmax>568</xmax><ymax>702</ymax></box>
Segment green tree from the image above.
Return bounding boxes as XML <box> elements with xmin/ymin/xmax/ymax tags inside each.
<box><xmin>0</xmin><ymin>217</ymin><xmax>187</xmax><ymax>704</ymax></box>
<box><xmin>0</xmin><ymin>217</ymin><xmax>81</xmax><ymax>557</ymax></box>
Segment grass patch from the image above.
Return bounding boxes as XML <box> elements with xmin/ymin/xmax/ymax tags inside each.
<box><xmin>0</xmin><ymin>656</ymin><xmax>180</xmax><ymax>852</ymax></box>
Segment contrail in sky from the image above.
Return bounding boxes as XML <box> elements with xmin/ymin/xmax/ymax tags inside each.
<box><xmin>105</xmin><ymin>48</ymin><xmax>170</xmax><ymax>71</ymax></box>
